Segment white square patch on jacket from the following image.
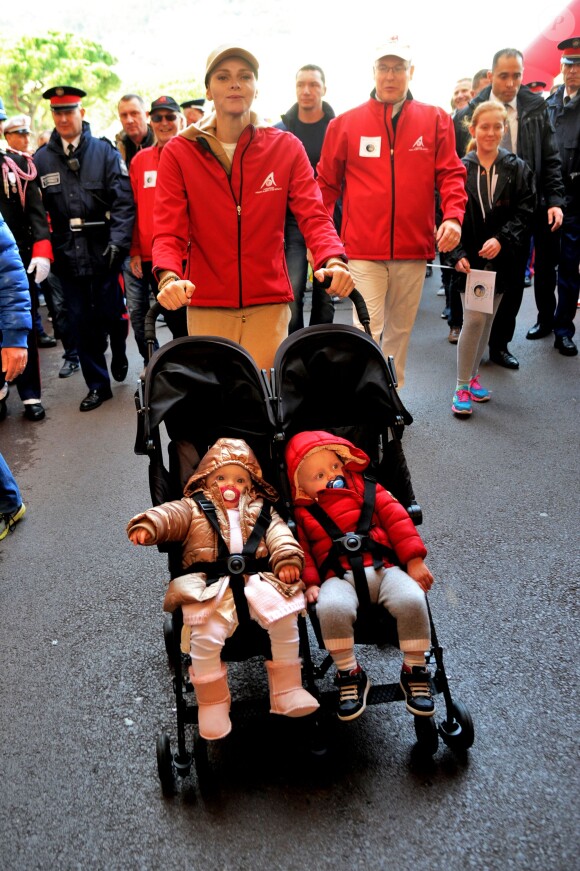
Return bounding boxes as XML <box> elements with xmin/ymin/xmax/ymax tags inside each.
<box><xmin>359</xmin><ymin>137</ymin><xmax>382</xmax><ymax>158</ymax></box>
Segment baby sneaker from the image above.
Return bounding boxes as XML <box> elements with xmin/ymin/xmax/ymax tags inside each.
<box><xmin>468</xmin><ymin>376</ymin><xmax>491</xmax><ymax>402</ymax></box>
<box><xmin>334</xmin><ymin>665</ymin><xmax>371</xmax><ymax>721</ymax></box>
<box><xmin>399</xmin><ymin>665</ymin><xmax>434</xmax><ymax>717</ymax></box>
<box><xmin>452</xmin><ymin>386</ymin><xmax>472</xmax><ymax>416</ymax></box>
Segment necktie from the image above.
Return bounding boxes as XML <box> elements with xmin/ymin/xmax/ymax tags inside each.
<box><xmin>501</xmin><ymin>106</ymin><xmax>513</xmax><ymax>152</ymax></box>
<box><xmin>67</xmin><ymin>143</ymin><xmax>75</xmax><ymax>156</ymax></box>
<box><xmin>564</xmin><ymin>96</ymin><xmax>571</xmax><ymax>106</ymax></box>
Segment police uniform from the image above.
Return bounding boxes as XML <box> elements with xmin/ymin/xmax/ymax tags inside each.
<box><xmin>539</xmin><ymin>39</ymin><xmax>580</xmax><ymax>353</ymax></box>
<box><xmin>0</xmin><ymin>142</ymin><xmax>52</xmax><ymax>419</ymax></box>
<box><xmin>34</xmin><ymin>87</ymin><xmax>135</xmax><ymax>408</ymax></box>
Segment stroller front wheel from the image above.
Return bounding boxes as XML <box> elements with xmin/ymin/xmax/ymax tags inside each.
<box><xmin>439</xmin><ymin>699</ymin><xmax>474</xmax><ymax>752</ymax></box>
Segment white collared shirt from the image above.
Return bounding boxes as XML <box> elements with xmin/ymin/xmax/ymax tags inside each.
<box><xmin>61</xmin><ymin>135</ymin><xmax>81</xmax><ymax>154</ymax></box>
<box><xmin>490</xmin><ymin>93</ymin><xmax>518</xmax><ymax>153</ymax></box>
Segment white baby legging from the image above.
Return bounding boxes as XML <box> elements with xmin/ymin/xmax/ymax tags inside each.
<box><xmin>190</xmin><ymin>610</ymin><xmax>300</xmax><ymax>676</ymax></box>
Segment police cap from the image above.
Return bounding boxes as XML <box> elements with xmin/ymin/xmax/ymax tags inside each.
<box><xmin>4</xmin><ymin>114</ymin><xmax>31</xmax><ymax>134</ymax></box>
<box><xmin>180</xmin><ymin>98</ymin><xmax>205</xmax><ymax>110</ymax></box>
<box><xmin>524</xmin><ymin>81</ymin><xmax>546</xmax><ymax>93</ymax></box>
<box><xmin>43</xmin><ymin>86</ymin><xmax>86</xmax><ymax>110</ymax></box>
<box><xmin>559</xmin><ymin>37</ymin><xmax>580</xmax><ymax>65</ymax></box>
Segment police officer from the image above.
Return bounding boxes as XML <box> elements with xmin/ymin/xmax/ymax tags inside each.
<box><xmin>0</xmin><ymin>133</ymin><xmax>53</xmax><ymax>421</ymax></box>
<box><xmin>34</xmin><ymin>86</ymin><xmax>135</xmax><ymax>411</ymax></box>
<box><xmin>180</xmin><ymin>98</ymin><xmax>205</xmax><ymax>126</ymax></box>
<box><xmin>527</xmin><ymin>38</ymin><xmax>580</xmax><ymax>356</ymax></box>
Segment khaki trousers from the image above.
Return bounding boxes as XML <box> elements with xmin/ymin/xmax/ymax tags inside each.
<box><xmin>187</xmin><ymin>303</ymin><xmax>291</xmax><ymax>372</ymax></box>
<box><xmin>349</xmin><ymin>259</ymin><xmax>426</xmax><ymax>388</ymax></box>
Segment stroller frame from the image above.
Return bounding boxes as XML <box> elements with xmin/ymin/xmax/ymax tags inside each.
<box><xmin>135</xmin><ymin>297</ymin><xmax>474</xmax><ymax>796</ymax></box>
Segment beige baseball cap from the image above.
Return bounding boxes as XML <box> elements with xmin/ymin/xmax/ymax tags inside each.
<box><xmin>205</xmin><ymin>44</ymin><xmax>259</xmax><ymax>85</ymax></box>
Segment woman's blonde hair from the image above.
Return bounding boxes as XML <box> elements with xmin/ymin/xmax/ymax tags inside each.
<box><xmin>464</xmin><ymin>100</ymin><xmax>508</xmax><ymax>153</ymax></box>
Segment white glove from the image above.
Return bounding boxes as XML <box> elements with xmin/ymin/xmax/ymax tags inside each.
<box><xmin>27</xmin><ymin>256</ymin><xmax>51</xmax><ymax>284</ymax></box>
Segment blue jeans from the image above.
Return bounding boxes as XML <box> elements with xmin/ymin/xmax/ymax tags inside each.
<box><xmin>0</xmin><ymin>452</ymin><xmax>22</xmax><ymax>514</ymax></box>
<box><xmin>123</xmin><ymin>259</ymin><xmax>159</xmax><ymax>362</ymax></box>
<box><xmin>285</xmin><ymin>215</ymin><xmax>334</xmax><ymax>333</ymax></box>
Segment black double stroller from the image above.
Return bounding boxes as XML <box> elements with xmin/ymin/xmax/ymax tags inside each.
<box><xmin>133</xmin><ymin>294</ymin><xmax>474</xmax><ymax>796</ymax></box>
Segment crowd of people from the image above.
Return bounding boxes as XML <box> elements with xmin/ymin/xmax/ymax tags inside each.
<box><xmin>0</xmin><ymin>36</ymin><xmax>578</xmax><ymax>538</ymax></box>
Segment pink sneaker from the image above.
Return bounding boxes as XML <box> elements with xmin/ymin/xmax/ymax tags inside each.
<box><xmin>452</xmin><ymin>387</ymin><xmax>472</xmax><ymax>416</ymax></box>
<box><xmin>468</xmin><ymin>376</ymin><xmax>491</xmax><ymax>402</ymax></box>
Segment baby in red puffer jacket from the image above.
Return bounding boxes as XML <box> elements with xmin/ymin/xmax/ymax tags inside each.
<box><xmin>285</xmin><ymin>430</ymin><xmax>434</xmax><ymax>722</ymax></box>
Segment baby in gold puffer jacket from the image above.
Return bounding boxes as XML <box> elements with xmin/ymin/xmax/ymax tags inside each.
<box><xmin>127</xmin><ymin>437</ymin><xmax>318</xmax><ymax>740</ymax></box>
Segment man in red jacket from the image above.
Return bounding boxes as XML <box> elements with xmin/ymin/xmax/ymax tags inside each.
<box><xmin>317</xmin><ymin>36</ymin><xmax>467</xmax><ymax>387</ymax></box>
<box><xmin>127</xmin><ymin>95</ymin><xmax>187</xmax><ymax>362</ymax></box>
<box><xmin>153</xmin><ymin>43</ymin><xmax>353</xmax><ymax>372</ymax></box>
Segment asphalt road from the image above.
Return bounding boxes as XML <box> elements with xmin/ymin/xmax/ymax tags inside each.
<box><xmin>1</xmin><ymin>274</ymin><xmax>578</xmax><ymax>871</ymax></box>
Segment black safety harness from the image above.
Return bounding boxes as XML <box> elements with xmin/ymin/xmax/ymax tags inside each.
<box><xmin>306</xmin><ymin>474</ymin><xmax>398</xmax><ymax>609</ymax></box>
<box><xmin>177</xmin><ymin>493</ymin><xmax>273</xmax><ymax>622</ymax></box>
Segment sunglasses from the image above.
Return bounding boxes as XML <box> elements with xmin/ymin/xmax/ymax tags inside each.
<box><xmin>151</xmin><ymin>112</ymin><xmax>177</xmax><ymax>122</ymax></box>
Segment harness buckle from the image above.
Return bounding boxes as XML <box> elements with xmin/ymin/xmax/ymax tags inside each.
<box><xmin>335</xmin><ymin>534</ymin><xmax>364</xmax><ymax>553</ymax></box>
<box><xmin>227</xmin><ymin>554</ymin><xmax>246</xmax><ymax>574</ymax></box>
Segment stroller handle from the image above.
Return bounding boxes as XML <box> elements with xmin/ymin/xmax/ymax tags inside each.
<box><xmin>319</xmin><ymin>276</ymin><xmax>371</xmax><ymax>334</ymax></box>
<box><xmin>144</xmin><ymin>301</ymin><xmax>165</xmax><ymax>357</ymax></box>
<box><xmin>142</xmin><ymin>278</ymin><xmax>372</xmax><ymax>356</ymax></box>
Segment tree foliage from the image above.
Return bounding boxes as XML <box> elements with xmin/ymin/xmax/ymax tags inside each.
<box><xmin>0</xmin><ymin>32</ymin><xmax>120</xmax><ymax>129</ymax></box>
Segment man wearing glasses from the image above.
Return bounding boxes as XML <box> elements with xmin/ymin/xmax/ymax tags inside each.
<box><xmin>126</xmin><ymin>96</ymin><xmax>187</xmax><ymax>361</ymax></box>
<box><xmin>34</xmin><ymin>86</ymin><xmax>135</xmax><ymax>411</ymax></box>
<box><xmin>317</xmin><ymin>37</ymin><xmax>467</xmax><ymax>388</ymax></box>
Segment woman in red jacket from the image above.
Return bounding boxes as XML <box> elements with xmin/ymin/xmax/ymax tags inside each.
<box><xmin>286</xmin><ymin>430</ymin><xmax>435</xmax><ymax>723</ymax></box>
<box><xmin>152</xmin><ymin>44</ymin><xmax>353</xmax><ymax>371</ymax></box>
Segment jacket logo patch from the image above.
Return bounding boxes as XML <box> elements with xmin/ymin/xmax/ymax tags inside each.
<box><xmin>359</xmin><ymin>136</ymin><xmax>382</xmax><ymax>158</ymax></box>
<box><xmin>256</xmin><ymin>171</ymin><xmax>282</xmax><ymax>194</ymax></box>
<box><xmin>40</xmin><ymin>172</ymin><xmax>61</xmax><ymax>188</ymax></box>
<box><xmin>410</xmin><ymin>136</ymin><xmax>428</xmax><ymax>151</ymax></box>
<box><xmin>143</xmin><ymin>171</ymin><xmax>157</xmax><ymax>188</ymax></box>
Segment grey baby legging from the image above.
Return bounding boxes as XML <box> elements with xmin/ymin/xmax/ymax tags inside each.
<box><xmin>315</xmin><ymin>565</ymin><xmax>431</xmax><ymax>654</ymax></box>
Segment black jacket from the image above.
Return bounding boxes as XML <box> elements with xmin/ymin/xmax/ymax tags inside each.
<box><xmin>546</xmin><ymin>85</ymin><xmax>580</xmax><ymax>213</ymax></box>
<box><xmin>454</xmin><ymin>85</ymin><xmax>564</xmax><ymax>210</ymax></box>
<box><xmin>448</xmin><ymin>148</ymin><xmax>536</xmax><ymax>295</ymax></box>
<box><xmin>34</xmin><ymin>122</ymin><xmax>135</xmax><ymax>278</ymax></box>
<box><xmin>275</xmin><ymin>102</ymin><xmax>341</xmax><ymax>231</ymax></box>
<box><xmin>275</xmin><ymin>101</ymin><xmax>335</xmax><ymax>170</ymax></box>
<box><xmin>0</xmin><ymin>147</ymin><xmax>51</xmax><ymax>262</ymax></box>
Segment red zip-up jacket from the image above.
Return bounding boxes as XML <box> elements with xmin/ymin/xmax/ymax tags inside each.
<box><xmin>129</xmin><ymin>144</ymin><xmax>161</xmax><ymax>260</ymax></box>
<box><xmin>152</xmin><ymin>113</ymin><xmax>346</xmax><ymax>308</ymax></box>
<box><xmin>285</xmin><ymin>431</ymin><xmax>427</xmax><ymax>587</ymax></box>
<box><xmin>317</xmin><ymin>96</ymin><xmax>467</xmax><ymax>261</ymax></box>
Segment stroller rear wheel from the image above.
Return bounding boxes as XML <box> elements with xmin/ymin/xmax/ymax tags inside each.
<box><xmin>439</xmin><ymin>700</ymin><xmax>474</xmax><ymax>752</ymax></box>
<box><xmin>156</xmin><ymin>731</ymin><xmax>175</xmax><ymax>796</ymax></box>
<box><xmin>414</xmin><ymin>714</ymin><xmax>439</xmax><ymax>756</ymax></box>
